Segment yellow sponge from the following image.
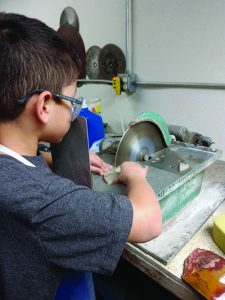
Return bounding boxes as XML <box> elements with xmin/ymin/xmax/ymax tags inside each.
<box><xmin>213</xmin><ymin>214</ymin><xmax>225</xmax><ymax>253</ymax></box>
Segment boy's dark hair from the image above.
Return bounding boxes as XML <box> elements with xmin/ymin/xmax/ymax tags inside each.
<box><xmin>0</xmin><ymin>12</ymin><xmax>80</xmax><ymax>121</ymax></box>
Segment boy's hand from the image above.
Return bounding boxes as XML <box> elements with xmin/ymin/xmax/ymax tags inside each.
<box><xmin>89</xmin><ymin>152</ymin><xmax>112</xmax><ymax>175</ymax></box>
<box><xmin>103</xmin><ymin>162</ymin><xmax>148</xmax><ymax>185</ymax></box>
<box><xmin>116</xmin><ymin>161</ymin><xmax>148</xmax><ymax>185</ymax></box>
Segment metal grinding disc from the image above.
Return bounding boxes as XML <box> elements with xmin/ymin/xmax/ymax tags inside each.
<box><xmin>115</xmin><ymin>121</ymin><xmax>166</xmax><ymax>167</ymax></box>
<box><xmin>86</xmin><ymin>45</ymin><xmax>101</xmax><ymax>79</ymax></box>
<box><xmin>99</xmin><ymin>44</ymin><xmax>126</xmax><ymax>80</ymax></box>
<box><xmin>60</xmin><ymin>6</ymin><xmax>80</xmax><ymax>32</ymax></box>
<box><xmin>57</xmin><ymin>24</ymin><xmax>86</xmax><ymax>85</ymax></box>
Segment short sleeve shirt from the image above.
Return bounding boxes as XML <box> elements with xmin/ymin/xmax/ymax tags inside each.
<box><xmin>0</xmin><ymin>154</ymin><xmax>133</xmax><ymax>300</ymax></box>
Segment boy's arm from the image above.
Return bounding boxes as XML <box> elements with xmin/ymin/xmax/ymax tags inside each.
<box><xmin>116</xmin><ymin>161</ymin><xmax>162</xmax><ymax>243</ymax></box>
<box><xmin>39</xmin><ymin>144</ymin><xmax>162</xmax><ymax>243</ymax></box>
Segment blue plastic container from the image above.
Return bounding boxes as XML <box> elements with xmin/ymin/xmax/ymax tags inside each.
<box><xmin>55</xmin><ymin>271</ymin><xmax>96</xmax><ymax>300</ymax></box>
<box><xmin>79</xmin><ymin>108</ymin><xmax>105</xmax><ymax>149</ymax></box>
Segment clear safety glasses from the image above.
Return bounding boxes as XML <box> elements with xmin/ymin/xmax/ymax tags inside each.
<box><xmin>17</xmin><ymin>89</ymin><xmax>83</xmax><ymax>121</ymax></box>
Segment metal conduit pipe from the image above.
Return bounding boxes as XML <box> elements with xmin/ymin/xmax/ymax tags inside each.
<box><xmin>126</xmin><ymin>0</ymin><xmax>133</xmax><ymax>74</ymax></box>
<box><xmin>78</xmin><ymin>79</ymin><xmax>112</xmax><ymax>85</ymax></box>
<box><xmin>135</xmin><ymin>81</ymin><xmax>225</xmax><ymax>90</ymax></box>
<box><xmin>77</xmin><ymin>80</ymin><xmax>225</xmax><ymax>90</ymax></box>
<box><xmin>77</xmin><ymin>78</ymin><xmax>225</xmax><ymax>90</ymax></box>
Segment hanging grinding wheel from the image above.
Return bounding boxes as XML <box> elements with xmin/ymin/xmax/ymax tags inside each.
<box><xmin>57</xmin><ymin>24</ymin><xmax>86</xmax><ymax>86</ymax></box>
<box><xmin>99</xmin><ymin>44</ymin><xmax>126</xmax><ymax>80</ymax></box>
<box><xmin>86</xmin><ymin>45</ymin><xmax>101</xmax><ymax>79</ymax></box>
<box><xmin>60</xmin><ymin>6</ymin><xmax>80</xmax><ymax>32</ymax></box>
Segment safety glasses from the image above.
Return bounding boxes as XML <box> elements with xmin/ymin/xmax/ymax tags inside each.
<box><xmin>17</xmin><ymin>89</ymin><xmax>83</xmax><ymax>121</ymax></box>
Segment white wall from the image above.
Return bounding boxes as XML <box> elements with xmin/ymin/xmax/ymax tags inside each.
<box><xmin>1</xmin><ymin>0</ymin><xmax>225</xmax><ymax>159</ymax></box>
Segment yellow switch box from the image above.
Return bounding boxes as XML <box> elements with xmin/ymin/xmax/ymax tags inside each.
<box><xmin>213</xmin><ymin>214</ymin><xmax>225</xmax><ymax>253</ymax></box>
<box><xmin>112</xmin><ymin>76</ymin><xmax>121</xmax><ymax>96</ymax></box>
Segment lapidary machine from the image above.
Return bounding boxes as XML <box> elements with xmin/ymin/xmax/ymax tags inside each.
<box><xmin>51</xmin><ymin>111</ymin><xmax>223</xmax><ymax>263</ymax></box>
<box><xmin>92</xmin><ymin>112</ymin><xmax>223</xmax><ymax>263</ymax></box>
<box><xmin>93</xmin><ymin>112</ymin><xmax>221</xmax><ymax>222</ymax></box>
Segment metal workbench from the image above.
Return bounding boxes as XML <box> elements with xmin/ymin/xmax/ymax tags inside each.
<box><xmin>122</xmin><ymin>160</ymin><xmax>225</xmax><ymax>299</ymax></box>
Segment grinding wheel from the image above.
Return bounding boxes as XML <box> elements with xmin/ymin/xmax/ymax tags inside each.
<box><xmin>60</xmin><ymin>6</ymin><xmax>80</xmax><ymax>32</ymax></box>
<box><xmin>86</xmin><ymin>45</ymin><xmax>101</xmax><ymax>79</ymax></box>
<box><xmin>115</xmin><ymin>121</ymin><xmax>166</xmax><ymax>166</ymax></box>
<box><xmin>99</xmin><ymin>44</ymin><xmax>126</xmax><ymax>80</ymax></box>
<box><xmin>57</xmin><ymin>24</ymin><xmax>86</xmax><ymax>85</ymax></box>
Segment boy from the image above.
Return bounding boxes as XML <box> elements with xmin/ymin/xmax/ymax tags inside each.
<box><xmin>0</xmin><ymin>12</ymin><xmax>162</xmax><ymax>299</ymax></box>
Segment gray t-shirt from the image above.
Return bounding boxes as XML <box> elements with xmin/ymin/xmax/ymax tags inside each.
<box><xmin>0</xmin><ymin>154</ymin><xmax>133</xmax><ymax>300</ymax></box>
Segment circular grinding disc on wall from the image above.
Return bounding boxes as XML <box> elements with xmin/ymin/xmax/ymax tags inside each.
<box><xmin>60</xmin><ymin>7</ymin><xmax>80</xmax><ymax>32</ymax></box>
<box><xmin>57</xmin><ymin>24</ymin><xmax>86</xmax><ymax>85</ymax></box>
<box><xmin>86</xmin><ymin>45</ymin><xmax>101</xmax><ymax>79</ymax></box>
<box><xmin>99</xmin><ymin>44</ymin><xmax>126</xmax><ymax>80</ymax></box>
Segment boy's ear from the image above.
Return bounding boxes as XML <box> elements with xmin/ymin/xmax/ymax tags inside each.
<box><xmin>35</xmin><ymin>91</ymin><xmax>52</xmax><ymax>124</ymax></box>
